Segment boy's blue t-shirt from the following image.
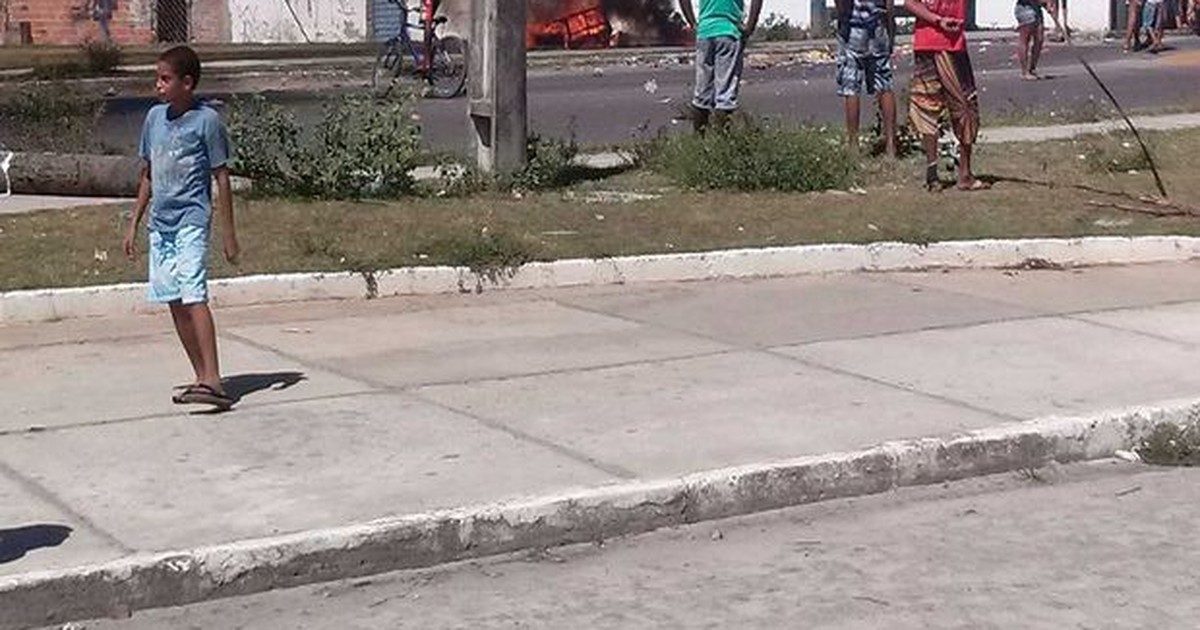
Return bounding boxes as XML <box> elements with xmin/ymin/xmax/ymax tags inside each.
<box><xmin>138</xmin><ymin>102</ymin><xmax>230</xmax><ymax>233</ymax></box>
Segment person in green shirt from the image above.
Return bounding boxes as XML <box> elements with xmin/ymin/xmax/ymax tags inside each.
<box><xmin>680</xmin><ymin>0</ymin><xmax>764</xmax><ymax>132</ymax></box>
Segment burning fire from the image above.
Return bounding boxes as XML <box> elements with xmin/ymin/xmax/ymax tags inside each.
<box><xmin>526</xmin><ymin>0</ymin><xmax>688</xmax><ymax>50</ymax></box>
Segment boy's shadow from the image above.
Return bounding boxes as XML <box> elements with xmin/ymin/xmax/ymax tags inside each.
<box><xmin>223</xmin><ymin>371</ymin><xmax>307</xmax><ymax>404</ymax></box>
<box><xmin>0</xmin><ymin>524</ymin><xmax>72</xmax><ymax>564</ymax></box>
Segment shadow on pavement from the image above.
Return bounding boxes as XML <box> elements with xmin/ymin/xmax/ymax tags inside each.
<box><xmin>0</xmin><ymin>524</ymin><xmax>72</xmax><ymax>564</ymax></box>
<box><xmin>223</xmin><ymin>371</ymin><xmax>307</xmax><ymax>404</ymax></box>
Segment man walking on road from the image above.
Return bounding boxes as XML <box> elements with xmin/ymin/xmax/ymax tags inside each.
<box><xmin>679</xmin><ymin>0</ymin><xmax>764</xmax><ymax>132</ymax></box>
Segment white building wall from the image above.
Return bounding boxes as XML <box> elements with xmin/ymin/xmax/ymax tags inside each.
<box><xmin>228</xmin><ymin>0</ymin><xmax>368</xmax><ymax>43</ymax></box>
<box><xmin>975</xmin><ymin>0</ymin><xmax>1111</xmax><ymax>32</ymax></box>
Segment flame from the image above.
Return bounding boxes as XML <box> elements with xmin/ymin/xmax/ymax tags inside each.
<box><xmin>524</xmin><ymin>0</ymin><xmax>687</xmax><ymax>50</ymax></box>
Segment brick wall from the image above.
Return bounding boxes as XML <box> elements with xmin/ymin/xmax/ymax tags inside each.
<box><xmin>5</xmin><ymin>0</ymin><xmax>155</xmax><ymax>45</ymax></box>
<box><xmin>190</xmin><ymin>0</ymin><xmax>231</xmax><ymax>43</ymax></box>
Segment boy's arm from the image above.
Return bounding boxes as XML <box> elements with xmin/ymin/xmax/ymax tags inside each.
<box><xmin>214</xmin><ymin>166</ymin><xmax>239</xmax><ymax>264</ymax></box>
<box><xmin>679</xmin><ymin>0</ymin><xmax>697</xmax><ymax>30</ymax></box>
<box><xmin>123</xmin><ymin>162</ymin><xmax>151</xmax><ymax>260</ymax></box>
<box><xmin>903</xmin><ymin>0</ymin><xmax>960</xmax><ymax>31</ymax></box>
<box><xmin>744</xmin><ymin>0</ymin><xmax>764</xmax><ymax>36</ymax></box>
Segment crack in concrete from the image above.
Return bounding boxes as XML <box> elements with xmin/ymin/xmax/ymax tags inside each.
<box><xmin>217</xmin><ymin>331</ymin><xmax>639</xmax><ymax>481</ymax></box>
<box><xmin>0</xmin><ymin>456</ymin><xmax>134</xmax><ymax>555</ymax></box>
<box><xmin>547</xmin><ymin>297</ymin><xmax>1024</xmax><ymax>423</ymax></box>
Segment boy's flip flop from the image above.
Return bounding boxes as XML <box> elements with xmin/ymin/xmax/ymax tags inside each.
<box><xmin>177</xmin><ymin>383</ymin><xmax>234</xmax><ymax>410</ymax></box>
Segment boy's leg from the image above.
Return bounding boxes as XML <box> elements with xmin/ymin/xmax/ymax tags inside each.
<box><xmin>692</xmin><ymin>38</ymin><xmax>716</xmax><ymax>133</ymax></box>
<box><xmin>836</xmin><ymin>43</ymin><xmax>863</xmax><ymax>150</ymax></box>
<box><xmin>169</xmin><ymin>301</ymin><xmax>205</xmax><ymax>384</ymax></box>
<box><xmin>711</xmin><ymin>35</ymin><xmax>744</xmax><ymax>125</ymax></box>
<box><xmin>1017</xmin><ymin>24</ymin><xmax>1035</xmax><ymax>78</ymax></box>
<box><xmin>878</xmin><ymin>90</ymin><xmax>898</xmax><ymax>158</ymax></box>
<box><xmin>844</xmin><ymin>95</ymin><xmax>862</xmax><ymax>150</ymax></box>
<box><xmin>183</xmin><ymin>302</ymin><xmax>223</xmax><ymax>391</ymax></box>
<box><xmin>1125</xmin><ymin>0</ymin><xmax>1142</xmax><ymax>49</ymax></box>
<box><xmin>908</xmin><ymin>52</ymin><xmax>945</xmax><ymax>188</ymax></box>
<box><xmin>869</xmin><ymin>51</ymin><xmax>897</xmax><ymax>157</ymax></box>
<box><xmin>939</xmin><ymin>50</ymin><xmax>987</xmax><ymax>189</ymax></box>
<box><xmin>173</xmin><ymin>225</ymin><xmax>229</xmax><ymax>401</ymax></box>
<box><xmin>1031</xmin><ymin>16</ymin><xmax>1045</xmax><ymax>73</ymax></box>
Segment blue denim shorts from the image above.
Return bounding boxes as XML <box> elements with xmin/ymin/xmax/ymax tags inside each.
<box><xmin>148</xmin><ymin>225</ymin><xmax>210</xmax><ymax>304</ymax></box>
<box><xmin>1015</xmin><ymin>2</ymin><xmax>1044</xmax><ymax>27</ymax></box>
<box><xmin>836</xmin><ymin>47</ymin><xmax>894</xmax><ymax>96</ymax></box>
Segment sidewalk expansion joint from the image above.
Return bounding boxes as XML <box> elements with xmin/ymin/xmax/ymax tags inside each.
<box><xmin>0</xmin><ymin>457</ymin><xmax>134</xmax><ymax>555</ymax></box>
<box><xmin>0</xmin><ymin>390</ymin><xmax>389</xmax><ymax>438</ymax></box>
<box><xmin>218</xmin><ymin>331</ymin><xmax>639</xmax><ymax>481</ymax></box>
<box><xmin>549</xmin><ymin>298</ymin><xmax>1024</xmax><ymax>424</ymax></box>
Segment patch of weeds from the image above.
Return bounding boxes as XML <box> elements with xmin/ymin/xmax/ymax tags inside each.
<box><xmin>0</xmin><ymin>84</ymin><xmax>105</xmax><ymax>153</ymax></box>
<box><xmin>81</xmin><ymin>40</ymin><xmax>123</xmax><ymax>75</ymax></box>
<box><xmin>424</xmin><ymin>133</ymin><xmax>589</xmax><ymax>197</ymax></box>
<box><xmin>421</xmin><ymin>230</ymin><xmax>543</xmax><ymax>288</ymax></box>
<box><xmin>1136</xmin><ymin>420</ymin><xmax>1200</xmax><ymax>467</ymax></box>
<box><xmin>1082</xmin><ymin>134</ymin><xmax>1156</xmax><ymax>174</ymax></box>
<box><xmin>505</xmin><ymin>133</ymin><xmax>582</xmax><ymax>192</ymax></box>
<box><xmin>644</xmin><ymin>118</ymin><xmax>857</xmax><ymax>192</ymax></box>
<box><xmin>227</xmin><ymin>93</ymin><xmax>421</xmax><ymax>199</ymax></box>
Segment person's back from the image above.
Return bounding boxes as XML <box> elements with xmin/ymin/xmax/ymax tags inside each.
<box><xmin>680</xmin><ymin>0</ymin><xmax>763</xmax><ymax>131</ymax></box>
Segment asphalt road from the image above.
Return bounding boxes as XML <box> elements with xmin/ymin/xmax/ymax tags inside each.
<box><xmin>90</xmin><ymin>35</ymin><xmax>1200</xmax><ymax>156</ymax></box>
<box><xmin>59</xmin><ymin>461</ymin><xmax>1200</xmax><ymax>629</ymax></box>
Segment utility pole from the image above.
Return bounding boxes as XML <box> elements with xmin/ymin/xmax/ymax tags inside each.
<box><xmin>468</xmin><ymin>0</ymin><xmax>527</xmax><ymax>174</ymax></box>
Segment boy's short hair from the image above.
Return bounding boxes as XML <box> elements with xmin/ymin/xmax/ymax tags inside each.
<box><xmin>159</xmin><ymin>45</ymin><xmax>202</xmax><ymax>88</ymax></box>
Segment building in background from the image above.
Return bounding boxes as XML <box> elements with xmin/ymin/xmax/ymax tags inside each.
<box><xmin>0</xmin><ymin>0</ymin><xmax>1128</xmax><ymax>47</ymax></box>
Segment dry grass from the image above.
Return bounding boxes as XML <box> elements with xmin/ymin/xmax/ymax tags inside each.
<box><xmin>2</xmin><ymin>128</ymin><xmax>1198</xmax><ymax>292</ymax></box>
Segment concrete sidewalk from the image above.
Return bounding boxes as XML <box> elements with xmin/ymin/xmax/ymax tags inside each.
<box><xmin>3</xmin><ymin>260</ymin><xmax>1200</xmax><ymax>588</ymax></box>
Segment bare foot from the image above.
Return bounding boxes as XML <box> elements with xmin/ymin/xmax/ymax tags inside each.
<box><xmin>956</xmin><ymin>179</ymin><xmax>992</xmax><ymax>192</ymax></box>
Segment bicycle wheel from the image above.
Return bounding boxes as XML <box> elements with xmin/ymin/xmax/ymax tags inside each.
<box><xmin>372</xmin><ymin>42</ymin><xmax>403</xmax><ymax>98</ymax></box>
<box><xmin>427</xmin><ymin>35</ymin><xmax>467</xmax><ymax>99</ymax></box>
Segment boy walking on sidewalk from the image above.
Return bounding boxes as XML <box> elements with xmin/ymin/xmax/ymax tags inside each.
<box><xmin>123</xmin><ymin>45</ymin><xmax>240</xmax><ymax>411</ymax></box>
<box><xmin>680</xmin><ymin>0</ymin><xmax>764</xmax><ymax>132</ymax></box>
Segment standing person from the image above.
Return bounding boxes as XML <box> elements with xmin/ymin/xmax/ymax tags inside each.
<box><xmin>679</xmin><ymin>0</ymin><xmax>765</xmax><ymax>132</ymax></box>
<box><xmin>834</xmin><ymin>0</ymin><xmax>898</xmax><ymax>156</ymax></box>
<box><xmin>1124</xmin><ymin>0</ymin><xmax>1145</xmax><ymax>51</ymax></box>
<box><xmin>904</xmin><ymin>0</ymin><xmax>989</xmax><ymax>191</ymax></box>
<box><xmin>1143</xmin><ymin>0</ymin><xmax>1167</xmax><ymax>52</ymax></box>
<box><xmin>1046</xmin><ymin>0</ymin><xmax>1069</xmax><ymax>42</ymax></box>
<box><xmin>1015</xmin><ymin>0</ymin><xmax>1046</xmax><ymax>80</ymax></box>
<box><xmin>93</xmin><ymin>0</ymin><xmax>115</xmax><ymax>42</ymax></box>
<box><xmin>122</xmin><ymin>46</ymin><xmax>240</xmax><ymax>411</ymax></box>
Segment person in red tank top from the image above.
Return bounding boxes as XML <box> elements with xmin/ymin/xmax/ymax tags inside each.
<box><xmin>904</xmin><ymin>0</ymin><xmax>989</xmax><ymax>191</ymax></box>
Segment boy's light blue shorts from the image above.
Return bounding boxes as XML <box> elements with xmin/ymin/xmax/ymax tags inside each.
<box><xmin>148</xmin><ymin>225</ymin><xmax>209</xmax><ymax>305</ymax></box>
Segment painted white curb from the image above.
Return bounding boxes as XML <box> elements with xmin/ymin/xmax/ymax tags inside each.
<box><xmin>0</xmin><ymin>398</ymin><xmax>1192</xmax><ymax>630</ymax></box>
<box><xmin>3</xmin><ymin>236</ymin><xmax>1198</xmax><ymax>324</ymax></box>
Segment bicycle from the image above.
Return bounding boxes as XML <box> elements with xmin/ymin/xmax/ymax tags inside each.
<box><xmin>372</xmin><ymin>0</ymin><xmax>467</xmax><ymax>99</ymax></box>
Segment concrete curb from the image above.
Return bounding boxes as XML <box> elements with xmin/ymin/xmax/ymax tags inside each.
<box><xmin>1</xmin><ymin>399</ymin><xmax>1193</xmax><ymax>630</ymax></box>
<box><xmin>3</xmin><ymin>236</ymin><xmax>1199</xmax><ymax>324</ymax></box>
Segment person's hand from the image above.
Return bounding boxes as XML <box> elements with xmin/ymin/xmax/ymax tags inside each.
<box><xmin>938</xmin><ymin>16</ymin><xmax>962</xmax><ymax>32</ymax></box>
<box><xmin>122</xmin><ymin>227</ymin><xmax>137</xmax><ymax>261</ymax></box>
<box><xmin>223</xmin><ymin>233</ymin><xmax>240</xmax><ymax>265</ymax></box>
<box><xmin>741</xmin><ymin>22</ymin><xmax>756</xmax><ymax>38</ymax></box>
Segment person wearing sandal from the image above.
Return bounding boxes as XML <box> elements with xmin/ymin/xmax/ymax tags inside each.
<box><xmin>1015</xmin><ymin>0</ymin><xmax>1047</xmax><ymax>80</ymax></box>
<box><xmin>123</xmin><ymin>46</ymin><xmax>239</xmax><ymax>412</ymax></box>
<box><xmin>904</xmin><ymin>0</ymin><xmax>990</xmax><ymax>192</ymax></box>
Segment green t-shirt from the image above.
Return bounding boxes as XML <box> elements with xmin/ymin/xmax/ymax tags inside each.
<box><xmin>697</xmin><ymin>0</ymin><xmax>744</xmax><ymax>39</ymax></box>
